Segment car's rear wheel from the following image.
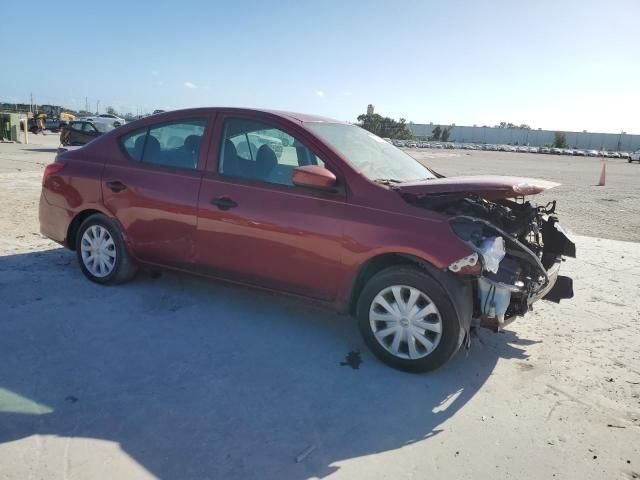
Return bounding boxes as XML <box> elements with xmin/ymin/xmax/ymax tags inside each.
<box><xmin>76</xmin><ymin>214</ymin><xmax>137</xmax><ymax>285</ymax></box>
<box><xmin>357</xmin><ymin>266</ymin><xmax>462</xmax><ymax>372</ymax></box>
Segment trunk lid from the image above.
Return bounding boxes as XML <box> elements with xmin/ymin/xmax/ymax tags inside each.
<box><xmin>396</xmin><ymin>175</ymin><xmax>560</xmax><ymax>200</ymax></box>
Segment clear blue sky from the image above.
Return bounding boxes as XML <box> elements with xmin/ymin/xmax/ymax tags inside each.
<box><xmin>2</xmin><ymin>0</ymin><xmax>638</xmax><ymax>133</ymax></box>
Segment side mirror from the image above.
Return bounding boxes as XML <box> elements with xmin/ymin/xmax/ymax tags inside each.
<box><xmin>292</xmin><ymin>165</ymin><xmax>337</xmax><ymax>190</ymax></box>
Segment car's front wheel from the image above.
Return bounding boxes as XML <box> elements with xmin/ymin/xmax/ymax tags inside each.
<box><xmin>76</xmin><ymin>214</ymin><xmax>137</xmax><ymax>285</ymax></box>
<box><xmin>357</xmin><ymin>266</ymin><xmax>462</xmax><ymax>372</ymax></box>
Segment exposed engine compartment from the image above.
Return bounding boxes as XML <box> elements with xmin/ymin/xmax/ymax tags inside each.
<box><xmin>402</xmin><ymin>192</ymin><xmax>576</xmax><ymax>329</ymax></box>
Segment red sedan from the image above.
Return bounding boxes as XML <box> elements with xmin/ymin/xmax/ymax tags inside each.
<box><xmin>39</xmin><ymin>108</ymin><xmax>575</xmax><ymax>371</ymax></box>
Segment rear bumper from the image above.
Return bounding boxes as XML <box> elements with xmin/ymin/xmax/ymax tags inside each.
<box><xmin>39</xmin><ymin>192</ymin><xmax>72</xmax><ymax>246</ymax></box>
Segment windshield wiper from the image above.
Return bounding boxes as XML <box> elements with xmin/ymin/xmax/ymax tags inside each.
<box><xmin>373</xmin><ymin>178</ymin><xmax>403</xmax><ymax>185</ymax></box>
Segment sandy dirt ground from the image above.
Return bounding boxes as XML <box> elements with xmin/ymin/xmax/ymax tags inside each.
<box><xmin>1</xmin><ymin>135</ymin><xmax>639</xmax><ymax>480</ymax></box>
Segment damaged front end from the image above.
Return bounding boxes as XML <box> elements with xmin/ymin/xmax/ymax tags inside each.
<box><xmin>402</xmin><ymin>182</ymin><xmax>576</xmax><ymax>332</ymax></box>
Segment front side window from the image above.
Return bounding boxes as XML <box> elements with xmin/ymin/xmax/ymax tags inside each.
<box><xmin>119</xmin><ymin>118</ymin><xmax>206</xmax><ymax>169</ymax></box>
<box><xmin>82</xmin><ymin>123</ymin><xmax>98</xmax><ymax>134</ymax></box>
<box><xmin>219</xmin><ymin>118</ymin><xmax>325</xmax><ymax>186</ymax></box>
<box><xmin>306</xmin><ymin>123</ymin><xmax>435</xmax><ymax>183</ymax></box>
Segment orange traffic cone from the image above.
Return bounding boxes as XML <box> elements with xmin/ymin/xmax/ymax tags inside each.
<box><xmin>597</xmin><ymin>160</ymin><xmax>606</xmax><ymax>186</ymax></box>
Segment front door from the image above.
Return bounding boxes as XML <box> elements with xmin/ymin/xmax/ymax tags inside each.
<box><xmin>102</xmin><ymin>115</ymin><xmax>212</xmax><ymax>268</ymax></box>
<box><xmin>79</xmin><ymin>122</ymin><xmax>100</xmax><ymax>144</ymax></box>
<box><xmin>196</xmin><ymin>115</ymin><xmax>347</xmax><ymax>301</ymax></box>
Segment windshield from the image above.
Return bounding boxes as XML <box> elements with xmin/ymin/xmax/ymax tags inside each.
<box><xmin>305</xmin><ymin>123</ymin><xmax>435</xmax><ymax>182</ymax></box>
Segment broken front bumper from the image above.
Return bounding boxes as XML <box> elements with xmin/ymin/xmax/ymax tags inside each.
<box><xmin>477</xmin><ymin>218</ymin><xmax>575</xmax><ymax>331</ymax></box>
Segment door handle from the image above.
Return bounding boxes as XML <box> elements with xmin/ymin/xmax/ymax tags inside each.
<box><xmin>106</xmin><ymin>180</ymin><xmax>127</xmax><ymax>193</ymax></box>
<box><xmin>210</xmin><ymin>196</ymin><xmax>238</xmax><ymax>210</ymax></box>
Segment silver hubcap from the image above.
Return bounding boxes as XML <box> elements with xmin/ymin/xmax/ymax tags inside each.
<box><xmin>80</xmin><ymin>225</ymin><xmax>116</xmax><ymax>278</ymax></box>
<box><xmin>369</xmin><ymin>285</ymin><xmax>443</xmax><ymax>360</ymax></box>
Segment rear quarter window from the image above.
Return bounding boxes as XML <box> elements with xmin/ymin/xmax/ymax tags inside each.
<box><xmin>118</xmin><ymin>118</ymin><xmax>206</xmax><ymax>169</ymax></box>
<box><xmin>120</xmin><ymin>129</ymin><xmax>148</xmax><ymax>161</ymax></box>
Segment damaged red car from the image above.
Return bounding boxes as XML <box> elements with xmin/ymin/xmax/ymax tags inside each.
<box><xmin>39</xmin><ymin>108</ymin><xmax>575</xmax><ymax>372</ymax></box>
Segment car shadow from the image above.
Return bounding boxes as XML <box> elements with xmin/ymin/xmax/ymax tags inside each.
<box><xmin>0</xmin><ymin>248</ymin><xmax>537</xmax><ymax>479</ymax></box>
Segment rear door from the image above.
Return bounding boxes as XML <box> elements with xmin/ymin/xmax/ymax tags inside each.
<box><xmin>195</xmin><ymin>114</ymin><xmax>347</xmax><ymax>301</ymax></box>
<box><xmin>102</xmin><ymin>114</ymin><xmax>213</xmax><ymax>268</ymax></box>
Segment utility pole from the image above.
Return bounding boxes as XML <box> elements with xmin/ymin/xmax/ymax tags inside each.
<box><xmin>96</xmin><ymin>100</ymin><xmax>100</xmax><ymax>115</ymax></box>
<box><xmin>85</xmin><ymin>96</ymin><xmax>89</xmax><ymax>113</ymax></box>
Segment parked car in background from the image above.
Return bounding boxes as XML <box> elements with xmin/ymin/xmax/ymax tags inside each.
<box><xmin>572</xmin><ymin>150</ymin><xmax>586</xmax><ymax>156</ymax></box>
<box><xmin>527</xmin><ymin>146</ymin><xmax>539</xmax><ymax>153</ymax></box>
<box><xmin>630</xmin><ymin>150</ymin><xmax>640</xmax><ymax>163</ymax></box>
<box><xmin>39</xmin><ymin>108</ymin><xmax>575</xmax><ymax>372</ymax></box>
<box><xmin>540</xmin><ymin>147</ymin><xmax>551</xmax><ymax>154</ymax></box>
<box><xmin>60</xmin><ymin>121</ymin><xmax>103</xmax><ymax>146</ymax></box>
<box><xmin>550</xmin><ymin>148</ymin><xmax>563</xmax><ymax>154</ymax></box>
<box><xmin>78</xmin><ymin>114</ymin><xmax>125</xmax><ymax>132</ymax></box>
<box><xmin>96</xmin><ymin>113</ymin><xmax>125</xmax><ymax>128</ymax></box>
<box><xmin>619</xmin><ymin>152</ymin><xmax>630</xmax><ymax>159</ymax></box>
<box><xmin>516</xmin><ymin>146</ymin><xmax>528</xmax><ymax>153</ymax></box>
<box><xmin>29</xmin><ymin>117</ymin><xmax>64</xmax><ymax>133</ymax></box>
<box><xmin>586</xmin><ymin>150</ymin><xmax>599</xmax><ymax>157</ymax></box>
<box><xmin>406</xmin><ymin>141</ymin><xmax>418</xmax><ymax>148</ymax></box>
<box><xmin>606</xmin><ymin>151</ymin><xmax>620</xmax><ymax>158</ymax></box>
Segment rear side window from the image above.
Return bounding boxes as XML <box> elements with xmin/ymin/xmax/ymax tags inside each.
<box><xmin>119</xmin><ymin>118</ymin><xmax>207</xmax><ymax>168</ymax></box>
<box><xmin>121</xmin><ymin>129</ymin><xmax>148</xmax><ymax>161</ymax></box>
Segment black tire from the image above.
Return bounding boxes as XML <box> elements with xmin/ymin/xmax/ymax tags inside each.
<box><xmin>357</xmin><ymin>266</ymin><xmax>462</xmax><ymax>373</ymax></box>
<box><xmin>76</xmin><ymin>214</ymin><xmax>137</xmax><ymax>285</ymax></box>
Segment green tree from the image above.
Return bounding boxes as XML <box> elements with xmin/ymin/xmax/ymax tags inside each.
<box><xmin>496</xmin><ymin>122</ymin><xmax>530</xmax><ymax>129</ymax></box>
<box><xmin>356</xmin><ymin>112</ymin><xmax>413</xmax><ymax>139</ymax></box>
<box><xmin>429</xmin><ymin>125</ymin><xmax>442</xmax><ymax>141</ymax></box>
<box><xmin>106</xmin><ymin>106</ymin><xmax>119</xmax><ymax>116</ymax></box>
<box><xmin>553</xmin><ymin>132</ymin><xmax>568</xmax><ymax>148</ymax></box>
<box><xmin>441</xmin><ymin>126</ymin><xmax>452</xmax><ymax>142</ymax></box>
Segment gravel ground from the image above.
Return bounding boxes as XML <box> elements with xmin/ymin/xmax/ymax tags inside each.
<box><xmin>0</xmin><ymin>135</ymin><xmax>639</xmax><ymax>480</ymax></box>
<box><xmin>408</xmin><ymin>148</ymin><xmax>640</xmax><ymax>242</ymax></box>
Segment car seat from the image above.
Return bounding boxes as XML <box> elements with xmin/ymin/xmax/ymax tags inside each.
<box><xmin>255</xmin><ymin>144</ymin><xmax>277</xmax><ymax>180</ymax></box>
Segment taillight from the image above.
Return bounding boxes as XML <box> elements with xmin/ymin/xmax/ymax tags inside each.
<box><xmin>42</xmin><ymin>163</ymin><xmax>65</xmax><ymax>186</ymax></box>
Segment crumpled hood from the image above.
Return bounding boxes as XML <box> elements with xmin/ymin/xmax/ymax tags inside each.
<box><xmin>396</xmin><ymin>175</ymin><xmax>560</xmax><ymax>200</ymax></box>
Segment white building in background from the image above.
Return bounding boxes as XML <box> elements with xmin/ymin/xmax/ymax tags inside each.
<box><xmin>407</xmin><ymin>123</ymin><xmax>640</xmax><ymax>151</ymax></box>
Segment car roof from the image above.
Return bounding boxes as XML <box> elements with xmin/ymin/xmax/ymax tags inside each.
<box><xmin>152</xmin><ymin>107</ymin><xmax>346</xmax><ymax>125</ymax></box>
